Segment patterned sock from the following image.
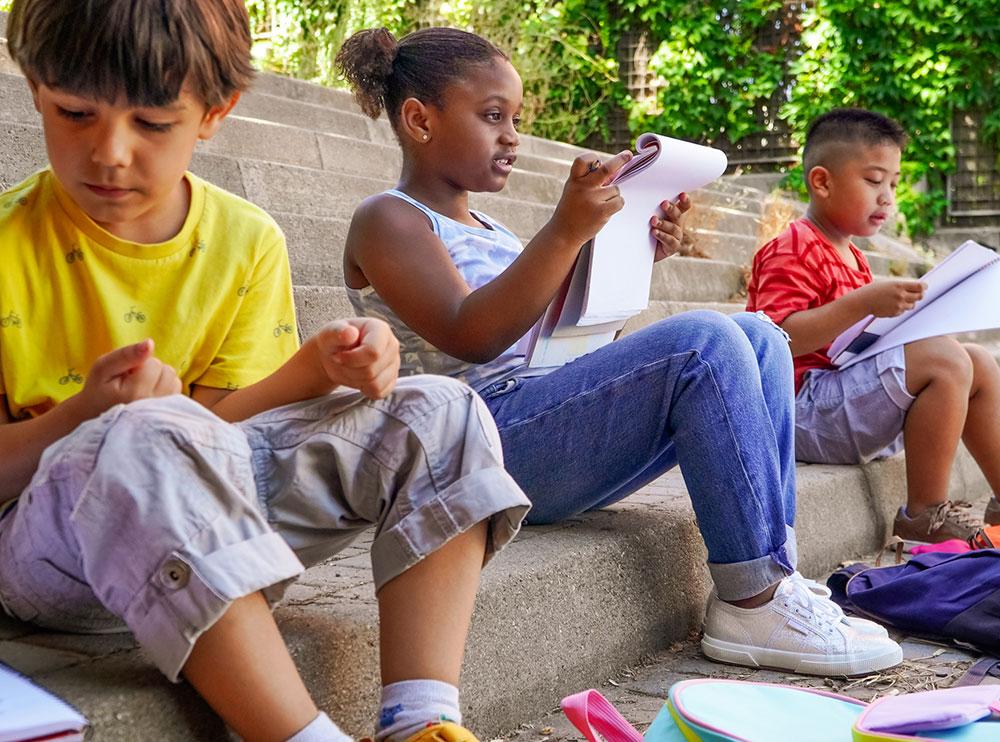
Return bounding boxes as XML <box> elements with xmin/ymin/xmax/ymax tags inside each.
<box><xmin>286</xmin><ymin>712</ymin><xmax>352</xmax><ymax>742</ymax></box>
<box><xmin>374</xmin><ymin>679</ymin><xmax>461</xmax><ymax>742</ymax></box>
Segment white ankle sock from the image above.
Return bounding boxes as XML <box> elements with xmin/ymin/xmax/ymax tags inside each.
<box><xmin>286</xmin><ymin>712</ymin><xmax>352</xmax><ymax>742</ymax></box>
<box><xmin>375</xmin><ymin>679</ymin><xmax>461</xmax><ymax>742</ymax></box>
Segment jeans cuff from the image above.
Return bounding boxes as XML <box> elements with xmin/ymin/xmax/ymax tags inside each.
<box><xmin>708</xmin><ymin>525</ymin><xmax>797</xmax><ymax>602</ymax></box>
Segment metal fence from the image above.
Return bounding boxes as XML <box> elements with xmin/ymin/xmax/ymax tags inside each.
<box><xmin>950</xmin><ymin>111</ymin><xmax>1000</xmax><ymax>218</ymax></box>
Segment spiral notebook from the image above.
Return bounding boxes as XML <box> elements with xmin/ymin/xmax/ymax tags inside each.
<box><xmin>830</xmin><ymin>241</ymin><xmax>1000</xmax><ymax>368</ymax></box>
<box><xmin>0</xmin><ymin>664</ymin><xmax>87</xmax><ymax>742</ymax></box>
<box><xmin>526</xmin><ymin>133</ymin><xmax>727</xmax><ymax>368</ymax></box>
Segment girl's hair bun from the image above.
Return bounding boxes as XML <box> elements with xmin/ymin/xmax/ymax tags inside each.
<box><xmin>335</xmin><ymin>28</ymin><xmax>398</xmax><ymax>119</ymax></box>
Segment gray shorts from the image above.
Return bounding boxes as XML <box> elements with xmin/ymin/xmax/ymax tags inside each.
<box><xmin>795</xmin><ymin>345</ymin><xmax>916</xmax><ymax>464</ymax></box>
<box><xmin>0</xmin><ymin>376</ymin><xmax>529</xmax><ymax>681</ymax></box>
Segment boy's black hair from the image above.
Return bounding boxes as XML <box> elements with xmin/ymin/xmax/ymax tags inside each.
<box><xmin>803</xmin><ymin>108</ymin><xmax>907</xmax><ymax>175</ymax></box>
<box><xmin>335</xmin><ymin>27</ymin><xmax>508</xmax><ymax>132</ymax></box>
<box><xmin>7</xmin><ymin>0</ymin><xmax>255</xmax><ymax>108</ymax></box>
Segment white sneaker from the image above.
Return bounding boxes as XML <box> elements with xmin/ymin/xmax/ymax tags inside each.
<box><xmin>701</xmin><ymin>576</ymin><xmax>903</xmax><ymax>676</ymax></box>
<box><xmin>788</xmin><ymin>572</ymin><xmax>889</xmax><ymax>638</ymax></box>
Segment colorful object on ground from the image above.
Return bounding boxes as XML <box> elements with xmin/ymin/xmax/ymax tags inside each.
<box><xmin>829</xmin><ymin>550</ymin><xmax>1000</xmax><ymax>655</ymax></box>
<box><xmin>562</xmin><ymin>680</ymin><xmax>1000</xmax><ymax>741</ymax></box>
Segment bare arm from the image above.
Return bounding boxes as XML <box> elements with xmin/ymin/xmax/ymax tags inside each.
<box><xmin>0</xmin><ymin>340</ymin><xmax>181</xmax><ymax>502</ymax></box>
<box><xmin>782</xmin><ymin>279</ymin><xmax>926</xmax><ymax>356</ymax></box>
<box><xmin>193</xmin><ymin>318</ymin><xmax>400</xmax><ymax>423</ymax></box>
<box><xmin>347</xmin><ymin>153</ymin><xmax>631</xmax><ymax>363</ymax></box>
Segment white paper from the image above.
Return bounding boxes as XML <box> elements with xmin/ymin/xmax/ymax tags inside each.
<box><xmin>579</xmin><ymin>134</ymin><xmax>728</xmax><ymax>325</ymax></box>
<box><xmin>835</xmin><ymin>242</ymin><xmax>1000</xmax><ymax>368</ymax></box>
<box><xmin>0</xmin><ymin>664</ymin><xmax>87</xmax><ymax>742</ymax></box>
<box><xmin>525</xmin><ymin>133</ymin><xmax>727</xmax><ymax>368</ymax></box>
<box><xmin>526</xmin><ymin>245</ymin><xmax>624</xmax><ymax>367</ymax></box>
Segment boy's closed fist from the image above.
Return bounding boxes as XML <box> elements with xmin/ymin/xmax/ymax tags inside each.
<box><xmin>80</xmin><ymin>339</ymin><xmax>182</xmax><ymax>415</ymax></box>
<box><xmin>856</xmin><ymin>279</ymin><xmax>926</xmax><ymax>317</ymax></box>
<box><xmin>314</xmin><ymin>318</ymin><xmax>400</xmax><ymax>399</ymax></box>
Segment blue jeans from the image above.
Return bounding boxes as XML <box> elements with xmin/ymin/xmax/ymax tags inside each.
<box><xmin>481</xmin><ymin>310</ymin><xmax>797</xmax><ymax>601</ymax></box>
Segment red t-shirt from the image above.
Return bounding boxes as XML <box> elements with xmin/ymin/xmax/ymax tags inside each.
<box><xmin>747</xmin><ymin>218</ymin><xmax>873</xmax><ymax>392</ymax></box>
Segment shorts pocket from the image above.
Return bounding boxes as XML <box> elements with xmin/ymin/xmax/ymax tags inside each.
<box><xmin>13</xmin><ymin>557</ymin><xmax>121</xmax><ymax>632</ymax></box>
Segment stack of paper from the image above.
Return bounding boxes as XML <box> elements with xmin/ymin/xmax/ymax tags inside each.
<box><xmin>0</xmin><ymin>664</ymin><xmax>87</xmax><ymax>742</ymax></box>
<box><xmin>527</xmin><ymin>134</ymin><xmax>727</xmax><ymax>368</ymax></box>
<box><xmin>831</xmin><ymin>241</ymin><xmax>1000</xmax><ymax>368</ymax></box>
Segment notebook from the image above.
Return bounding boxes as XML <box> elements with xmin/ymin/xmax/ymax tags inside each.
<box><xmin>0</xmin><ymin>664</ymin><xmax>87</xmax><ymax>742</ymax></box>
<box><xmin>527</xmin><ymin>133</ymin><xmax>727</xmax><ymax>368</ymax></box>
<box><xmin>830</xmin><ymin>241</ymin><xmax>1000</xmax><ymax>368</ymax></box>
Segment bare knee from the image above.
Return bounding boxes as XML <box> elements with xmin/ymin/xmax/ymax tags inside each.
<box><xmin>904</xmin><ymin>337</ymin><xmax>972</xmax><ymax>395</ymax></box>
<box><xmin>963</xmin><ymin>342</ymin><xmax>1000</xmax><ymax>396</ymax></box>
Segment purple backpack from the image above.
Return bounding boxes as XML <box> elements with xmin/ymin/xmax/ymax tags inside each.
<box><xmin>828</xmin><ymin>549</ymin><xmax>1000</xmax><ymax>654</ymax></box>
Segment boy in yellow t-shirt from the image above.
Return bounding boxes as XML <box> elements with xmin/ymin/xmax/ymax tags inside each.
<box><xmin>0</xmin><ymin>2</ymin><xmax>529</xmax><ymax>741</ymax></box>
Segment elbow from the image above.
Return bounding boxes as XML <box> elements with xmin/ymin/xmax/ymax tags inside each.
<box><xmin>451</xmin><ymin>345</ymin><xmax>506</xmax><ymax>365</ymax></box>
<box><xmin>439</xmin><ymin>336</ymin><xmax>510</xmax><ymax>365</ymax></box>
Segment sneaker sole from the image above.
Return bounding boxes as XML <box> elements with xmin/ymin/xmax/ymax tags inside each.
<box><xmin>700</xmin><ymin>634</ymin><xmax>903</xmax><ymax>677</ymax></box>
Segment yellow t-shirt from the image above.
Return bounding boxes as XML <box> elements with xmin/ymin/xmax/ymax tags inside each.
<box><xmin>0</xmin><ymin>170</ymin><xmax>299</xmax><ymax>419</ymax></box>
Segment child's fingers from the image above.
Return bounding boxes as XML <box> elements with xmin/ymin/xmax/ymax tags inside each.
<box><xmin>569</xmin><ymin>152</ymin><xmax>606</xmax><ymax>179</ymax></box>
<box><xmin>318</xmin><ymin>321</ymin><xmax>361</xmax><ymax>351</ymax></box>
<box><xmin>596</xmin><ymin>150</ymin><xmax>633</xmax><ymax>183</ymax></box>
<box><xmin>361</xmin><ymin>364</ymin><xmax>399</xmax><ymax>400</ymax></box>
<box><xmin>658</xmin><ymin>198</ymin><xmax>688</xmax><ymax>222</ymax></box>
<box><xmin>330</xmin><ymin>344</ymin><xmax>381</xmax><ymax>369</ymax></box>
<box><xmin>93</xmin><ymin>339</ymin><xmax>154</xmax><ymax>382</ymax></box>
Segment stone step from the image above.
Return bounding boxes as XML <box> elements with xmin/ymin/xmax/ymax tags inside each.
<box><xmin>0</xmin><ymin>440</ymin><xmax>988</xmax><ymax>740</ymax></box>
<box><xmin>0</xmin><ymin>72</ymin><xmax>576</xmax><ymax>188</ymax></box>
<box><xmin>927</xmin><ymin>227</ymin><xmax>1000</xmax><ymax>256</ymax></box>
<box><xmin>0</xmin><ymin>119</ymin><xmax>927</xmax><ymax>306</ymax></box>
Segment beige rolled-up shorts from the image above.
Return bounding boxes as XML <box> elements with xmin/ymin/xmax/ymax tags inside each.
<box><xmin>0</xmin><ymin>375</ymin><xmax>530</xmax><ymax>680</ymax></box>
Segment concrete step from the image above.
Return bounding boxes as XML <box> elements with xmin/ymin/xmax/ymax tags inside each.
<box><xmin>927</xmin><ymin>227</ymin><xmax>1000</xmax><ymax>256</ymax></box>
<box><xmin>0</xmin><ymin>119</ymin><xmax>931</xmax><ymax>306</ymax></box>
<box><xmin>650</xmin><ymin>257</ymin><xmax>744</xmax><ymax>303</ymax></box>
<box><xmin>0</xmin><ymin>71</ymin><xmax>577</xmax><ymax>189</ymax></box>
<box><xmin>0</xmin><ymin>443</ymin><xmax>988</xmax><ymax>740</ymax></box>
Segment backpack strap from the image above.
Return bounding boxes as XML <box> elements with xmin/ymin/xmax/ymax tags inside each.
<box><xmin>560</xmin><ymin>689</ymin><xmax>643</xmax><ymax>742</ymax></box>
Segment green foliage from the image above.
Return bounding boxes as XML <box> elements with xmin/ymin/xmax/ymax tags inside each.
<box><xmin>247</xmin><ymin>0</ymin><xmax>999</xmax><ymax>237</ymax></box>
<box><xmin>0</xmin><ymin>1</ymin><xmax>10</xmax><ymax>12</ymax></box>
<box><xmin>246</xmin><ymin>0</ymin><xmax>621</xmax><ymax>144</ymax></box>
<box><xmin>247</xmin><ymin>0</ymin><xmax>411</xmax><ymax>84</ymax></box>
<box><xmin>779</xmin><ymin>0</ymin><xmax>1000</xmax><ymax>236</ymax></box>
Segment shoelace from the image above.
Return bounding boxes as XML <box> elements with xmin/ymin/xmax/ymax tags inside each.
<box><xmin>928</xmin><ymin>500</ymin><xmax>981</xmax><ymax>533</ymax></box>
<box><xmin>788</xmin><ymin>572</ymin><xmax>851</xmax><ymax>625</ymax></box>
<box><xmin>780</xmin><ymin>576</ymin><xmax>840</xmax><ymax>634</ymax></box>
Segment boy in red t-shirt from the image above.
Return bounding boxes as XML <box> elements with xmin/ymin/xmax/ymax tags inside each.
<box><xmin>748</xmin><ymin>107</ymin><xmax>1000</xmax><ymax>544</ymax></box>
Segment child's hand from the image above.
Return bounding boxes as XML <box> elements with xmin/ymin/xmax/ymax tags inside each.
<box><xmin>650</xmin><ymin>193</ymin><xmax>692</xmax><ymax>261</ymax></box>
<box><xmin>855</xmin><ymin>279</ymin><xmax>926</xmax><ymax>317</ymax></box>
<box><xmin>78</xmin><ymin>339</ymin><xmax>182</xmax><ymax>416</ymax></box>
<box><xmin>550</xmin><ymin>150</ymin><xmax>633</xmax><ymax>248</ymax></box>
<box><xmin>314</xmin><ymin>318</ymin><xmax>400</xmax><ymax>399</ymax></box>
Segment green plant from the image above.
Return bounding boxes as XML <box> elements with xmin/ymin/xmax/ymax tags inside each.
<box><xmin>245</xmin><ymin>0</ymin><xmax>1000</xmax><ymax>237</ymax></box>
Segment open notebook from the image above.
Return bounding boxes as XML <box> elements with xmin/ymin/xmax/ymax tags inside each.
<box><xmin>0</xmin><ymin>664</ymin><xmax>87</xmax><ymax>742</ymax></box>
<box><xmin>830</xmin><ymin>240</ymin><xmax>1000</xmax><ymax>369</ymax></box>
<box><xmin>526</xmin><ymin>133</ymin><xmax>727</xmax><ymax>368</ymax></box>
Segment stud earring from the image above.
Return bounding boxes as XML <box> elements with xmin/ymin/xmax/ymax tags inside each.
<box><xmin>422</xmin><ymin>133</ymin><xmax>429</xmax><ymax>141</ymax></box>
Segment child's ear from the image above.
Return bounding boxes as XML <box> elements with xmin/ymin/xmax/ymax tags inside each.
<box><xmin>197</xmin><ymin>92</ymin><xmax>241</xmax><ymax>141</ymax></box>
<box><xmin>806</xmin><ymin>165</ymin><xmax>833</xmax><ymax>199</ymax></box>
<box><xmin>399</xmin><ymin>97</ymin><xmax>433</xmax><ymax>145</ymax></box>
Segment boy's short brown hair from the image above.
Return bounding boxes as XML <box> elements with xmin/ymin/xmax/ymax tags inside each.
<box><xmin>7</xmin><ymin>0</ymin><xmax>255</xmax><ymax>108</ymax></box>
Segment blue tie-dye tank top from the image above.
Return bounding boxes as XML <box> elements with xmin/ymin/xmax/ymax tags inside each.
<box><xmin>346</xmin><ymin>189</ymin><xmax>545</xmax><ymax>392</ymax></box>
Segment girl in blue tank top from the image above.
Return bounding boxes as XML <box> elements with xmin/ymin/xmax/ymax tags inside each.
<box><xmin>336</xmin><ymin>27</ymin><xmax>903</xmax><ymax>678</ymax></box>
